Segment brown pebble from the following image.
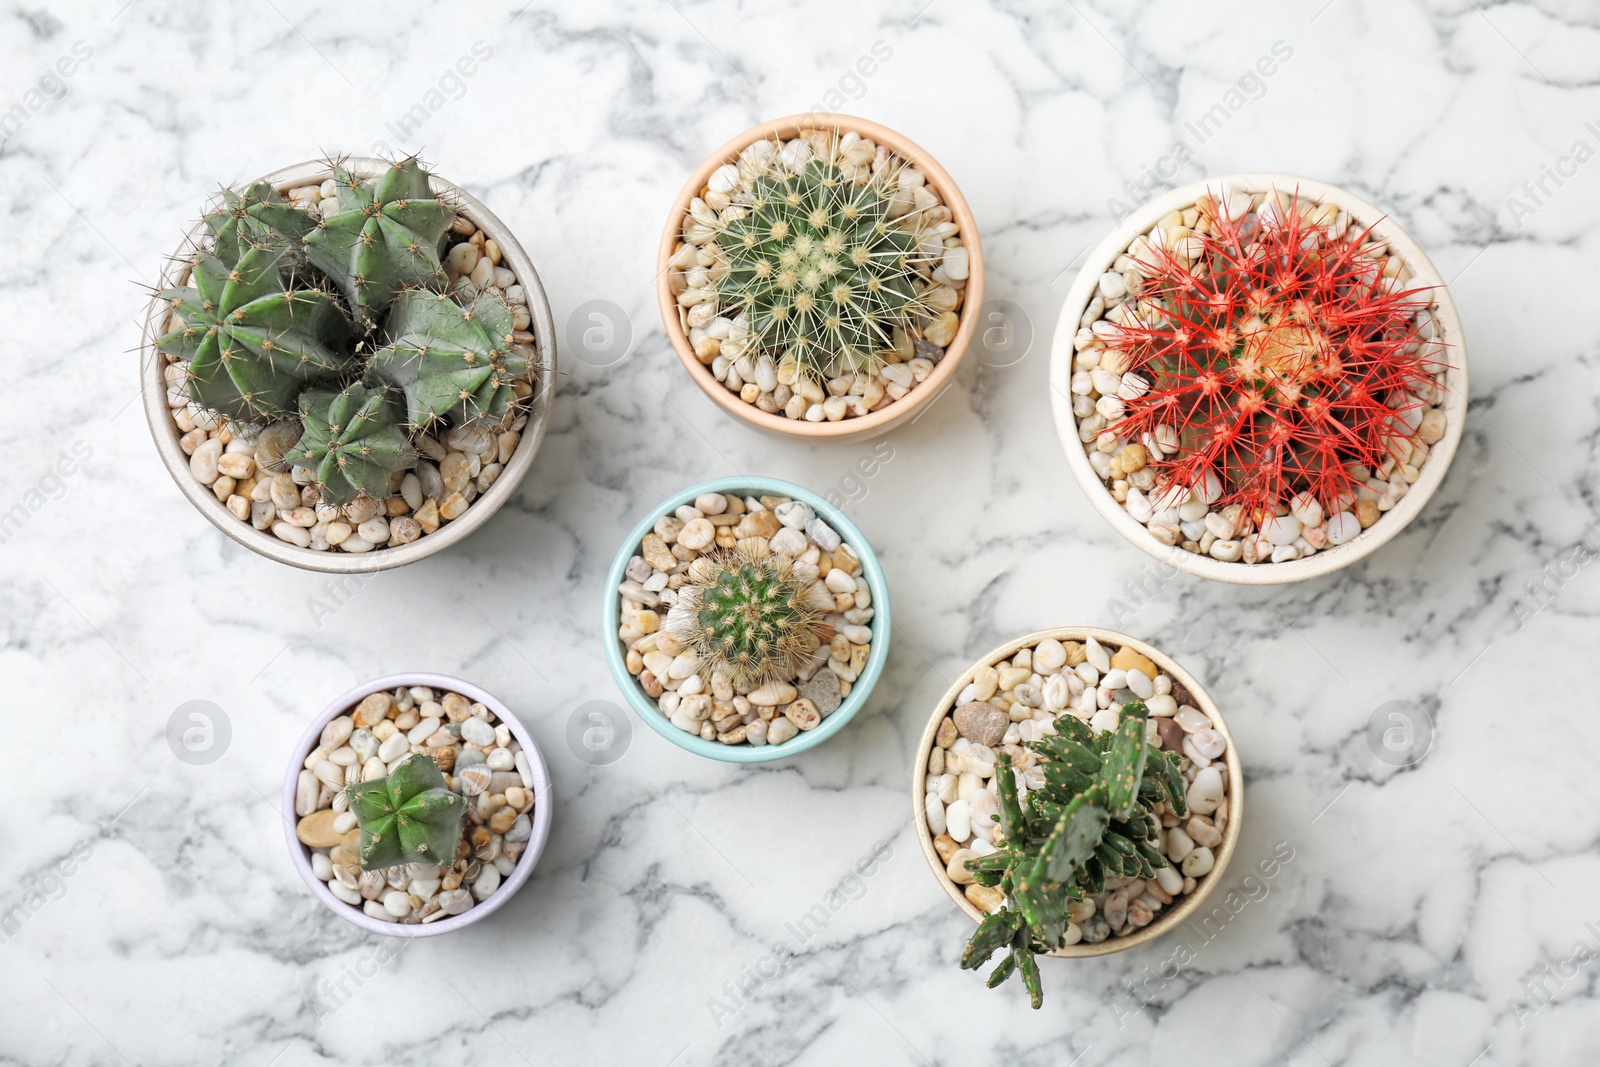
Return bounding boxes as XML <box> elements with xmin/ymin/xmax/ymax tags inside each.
<box><xmin>1155</xmin><ymin>717</ymin><xmax>1186</xmax><ymax>752</ymax></box>
<box><xmin>952</xmin><ymin>701</ymin><xmax>1008</xmax><ymax>747</ymax></box>
<box><xmin>965</xmin><ymin>883</ymin><xmax>1006</xmax><ymax>913</ymax></box>
<box><xmin>352</xmin><ymin>692</ymin><xmax>392</xmax><ymax>728</ymax></box>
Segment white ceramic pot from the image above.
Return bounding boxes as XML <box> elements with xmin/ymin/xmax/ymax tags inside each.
<box><xmin>140</xmin><ymin>158</ymin><xmax>557</xmax><ymax>573</ymax></box>
<box><xmin>1049</xmin><ymin>173</ymin><xmax>1468</xmax><ymax>585</ymax></box>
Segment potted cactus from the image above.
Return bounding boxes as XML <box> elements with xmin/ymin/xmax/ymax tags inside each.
<box><xmin>658</xmin><ymin>115</ymin><xmax>983</xmax><ymax>440</ymax></box>
<box><xmin>960</xmin><ymin>702</ymin><xmax>1188</xmax><ymax>1007</ymax></box>
<box><xmin>284</xmin><ymin>673</ymin><xmax>553</xmax><ymax>935</ymax></box>
<box><xmin>604</xmin><ymin>477</ymin><xmax>891</xmax><ymax>762</ymax></box>
<box><xmin>141</xmin><ymin>156</ymin><xmax>557</xmax><ymax>572</ymax></box>
<box><xmin>914</xmin><ymin>627</ymin><xmax>1242</xmax><ymax>1000</ymax></box>
<box><xmin>1049</xmin><ymin>174</ymin><xmax>1467</xmax><ymax>584</ymax></box>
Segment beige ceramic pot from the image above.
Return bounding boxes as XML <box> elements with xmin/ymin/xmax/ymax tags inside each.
<box><xmin>913</xmin><ymin>626</ymin><xmax>1243</xmax><ymax>958</ymax></box>
<box><xmin>140</xmin><ymin>157</ymin><xmax>557</xmax><ymax>573</ymax></box>
<box><xmin>658</xmin><ymin>114</ymin><xmax>983</xmax><ymax>442</ymax></box>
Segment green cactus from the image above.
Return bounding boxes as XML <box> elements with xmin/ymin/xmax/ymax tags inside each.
<box><xmin>201</xmin><ymin>180</ymin><xmax>317</xmax><ymax>267</ymax></box>
<box><xmin>367</xmin><ymin>288</ymin><xmax>527</xmax><ymax>430</ymax></box>
<box><xmin>959</xmin><ymin>702</ymin><xmax>1189</xmax><ymax>1009</ymax></box>
<box><xmin>345</xmin><ymin>752</ymin><xmax>468</xmax><ymax>870</ymax></box>
<box><xmin>714</xmin><ymin>152</ymin><xmax>935</xmax><ymax>380</ymax></box>
<box><xmin>665</xmin><ymin>542</ymin><xmax>831</xmax><ymax>689</ymax></box>
<box><xmin>284</xmin><ymin>384</ymin><xmax>413</xmax><ymax>506</ymax></box>
<box><xmin>303</xmin><ymin>159</ymin><xmax>454</xmax><ymax>326</ymax></box>
<box><xmin>156</xmin><ymin>244</ymin><xmax>352</xmax><ymax>423</ymax></box>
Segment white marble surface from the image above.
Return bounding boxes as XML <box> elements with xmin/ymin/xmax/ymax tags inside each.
<box><xmin>2</xmin><ymin>0</ymin><xmax>1598</xmax><ymax>1063</ymax></box>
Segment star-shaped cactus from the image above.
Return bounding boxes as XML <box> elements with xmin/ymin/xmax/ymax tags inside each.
<box><xmin>303</xmin><ymin>159</ymin><xmax>454</xmax><ymax>327</ymax></box>
<box><xmin>157</xmin><ymin>244</ymin><xmax>352</xmax><ymax>423</ymax></box>
<box><xmin>284</xmin><ymin>384</ymin><xmax>414</xmax><ymax>506</ymax></box>
<box><xmin>367</xmin><ymin>288</ymin><xmax>529</xmax><ymax>430</ymax></box>
<box><xmin>345</xmin><ymin>753</ymin><xmax>468</xmax><ymax>870</ymax></box>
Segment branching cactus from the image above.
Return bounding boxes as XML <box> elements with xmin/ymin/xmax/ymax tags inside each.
<box><xmin>714</xmin><ymin>147</ymin><xmax>935</xmax><ymax>379</ymax></box>
<box><xmin>157</xmin><ymin>244</ymin><xmax>352</xmax><ymax>423</ymax></box>
<box><xmin>285</xmin><ymin>385</ymin><xmax>414</xmax><ymax>506</ymax></box>
<box><xmin>368</xmin><ymin>289</ymin><xmax>527</xmax><ymax>430</ymax></box>
<box><xmin>304</xmin><ymin>159</ymin><xmax>454</xmax><ymax>326</ymax></box>
<box><xmin>346</xmin><ymin>752</ymin><xmax>468</xmax><ymax>870</ymax></box>
<box><xmin>157</xmin><ymin>157</ymin><xmax>539</xmax><ymax>536</ymax></box>
<box><xmin>665</xmin><ymin>543</ymin><xmax>833</xmax><ymax>689</ymax></box>
<box><xmin>959</xmin><ymin>702</ymin><xmax>1188</xmax><ymax>1008</ymax></box>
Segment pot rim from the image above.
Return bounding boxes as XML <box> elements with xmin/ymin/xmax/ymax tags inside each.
<box><xmin>602</xmin><ymin>476</ymin><xmax>891</xmax><ymax>763</ymax></box>
<box><xmin>141</xmin><ymin>156</ymin><xmax>558</xmax><ymax>573</ymax></box>
<box><xmin>281</xmin><ymin>671</ymin><xmax>554</xmax><ymax>938</ymax></box>
<box><xmin>656</xmin><ymin>113</ymin><xmax>984</xmax><ymax>441</ymax></box>
<box><xmin>912</xmin><ymin>626</ymin><xmax>1243</xmax><ymax>958</ymax></box>
<box><xmin>1048</xmin><ymin>172</ymin><xmax>1469</xmax><ymax>585</ymax></box>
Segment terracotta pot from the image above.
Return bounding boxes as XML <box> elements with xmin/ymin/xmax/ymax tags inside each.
<box><xmin>1049</xmin><ymin>173</ymin><xmax>1468</xmax><ymax>584</ymax></box>
<box><xmin>140</xmin><ymin>158</ymin><xmax>557</xmax><ymax>573</ymax></box>
<box><xmin>282</xmin><ymin>672</ymin><xmax>553</xmax><ymax>937</ymax></box>
<box><xmin>657</xmin><ymin>114</ymin><xmax>983</xmax><ymax>442</ymax></box>
<box><xmin>912</xmin><ymin>626</ymin><xmax>1243</xmax><ymax>958</ymax></box>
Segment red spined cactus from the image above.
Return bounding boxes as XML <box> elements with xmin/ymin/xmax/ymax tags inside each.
<box><xmin>1103</xmin><ymin>189</ymin><xmax>1446</xmax><ymax>525</ymax></box>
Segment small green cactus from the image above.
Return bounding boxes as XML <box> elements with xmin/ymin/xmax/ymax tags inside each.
<box><xmin>959</xmin><ymin>702</ymin><xmax>1188</xmax><ymax>1009</ymax></box>
<box><xmin>304</xmin><ymin>159</ymin><xmax>454</xmax><ymax>326</ymax></box>
<box><xmin>368</xmin><ymin>289</ymin><xmax>527</xmax><ymax>430</ymax></box>
<box><xmin>713</xmin><ymin>149</ymin><xmax>935</xmax><ymax>379</ymax></box>
<box><xmin>201</xmin><ymin>180</ymin><xmax>317</xmax><ymax>267</ymax></box>
<box><xmin>285</xmin><ymin>385</ymin><xmax>413</xmax><ymax>506</ymax></box>
<box><xmin>345</xmin><ymin>752</ymin><xmax>468</xmax><ymax>870</ymax></box>
<box><xmin>665</xmin><ymin>543</ymin><xmax>832</xmax><ymax>689</ymax></box>
<box><xmin>156</xmin><ymin>244</ymin><xmax>352</xmax><ymax>423</ymax></box>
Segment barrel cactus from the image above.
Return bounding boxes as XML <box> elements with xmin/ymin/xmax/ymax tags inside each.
<box><xmin>713</xmin><ymin>148</ymin><xmax>936</xmax><ymax>380</ymax></box>
<box><xmin>959</xmin><ymin>702</ymin><xmax>1188</xmax><ymax>1008</ymax></box>
<box><xmin>284</xmin><ymin>385</ymin><xmax>413</xmax><ymax>506</ymax></box>
<box><xmin>157</xmin><ymin>244</ymin><xmax>351</xmax><ymax>423</ymax></box>
<box><xmin>346</xmin><ymin>753</ymin><xmax>468</xmax><ymax>870</ymax></box>
<box><xmin>665</xmin><ymin>542</ymin><xmax>833</xmax><ymax>689</ymax></box>
<box><xmin>201</xmin><ymin>180</ymin><xmax>317</xmax><ymax>267</ymax></box>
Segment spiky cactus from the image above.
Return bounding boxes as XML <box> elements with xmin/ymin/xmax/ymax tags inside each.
<box><xmin>201</xmin><ymin>180</ymin><xmax>317</xmax><ymax>267</ymax></box>
<box><xmin>959</xmin><ymin>702</ymin><xmax>1188</xmax><ymax>1008</ymax></box>
<box><xmin>345</xmin><ymin>753</ymin><xmax>468</xmax><ymax>870</ymax></box>
<box><xmin>368</xmin><ymin>289</ymin><xmax>527</xmax><ymax>430</ymax></box>
<box><xmin>284</xmin><ymin>385</ymin><xmax>413</xmax><ymax>506</ymax></box>
<box><xmin>156</xmin><ymin>158</ymin><xmax>538</xmax><ymax>535</ymax></box>
<box><xmin>665</xmin><ymin>542</ymin><xmax>832</xmax><ymax>689</ymax></box>
<box><xmin>304</xmin><ymin>159</ymin><xmax>454</xmax><ymax>327</ymax></box>
<box><xmin>713</xmin><ymin>149</ymin><xmax>935</xmax><ymax>379</ymax></box>
<box><xmin>1105</xmin><ymin>189</ymin><xmax>1444</xmax><ymax>523</ymax></box>
<box><xmin>157</xmin><ymin>244</ymin><xmax>352</xmax><ymax>423</ymax></box>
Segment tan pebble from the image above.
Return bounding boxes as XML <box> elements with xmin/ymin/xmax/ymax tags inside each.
<box><xmin>226</xmin><ymin>494</ymin><xmax>250</xmax><ymax>521</ymax></box>
<box><xmin>428</xmin><ymin>746</ymin><xmax>455</xmax><ymax>772</ymax></box>
<box><xmin>946</xmin><ymin>848</ymin><xmax>977</xmax><ymax>885</ymax></box>
<box><xmin>1357</xmin><ymin>499</ymin><xmax>1381</xmax><ymax>528</ymax></box>
<box><xmin>353</xmin><ymin>692</ymin><xmax>392</xmax><ymax>728</ymax></box>
<box><xmin>394</xmin><ymin>709</ymin><xmax>420</xmax><ymax>731</ymax></box>
<box><xmin>784</xmin><ymin>698</ymin><xmax>821</xmax><ymax>731</ymax></box>
<box><xmin>442</xmin><ymin>692</ymin><xmax>472</xmax><ymax>722</ymax></box>
<box><xmin>641</xmin><ymin>533</ymin><xmax>677</xmax><ymax>572</ymax></box>
<box><xmin>296</xmin><ymin>809</ymin><xmax>343</xmax><ymax>848</ymax></box>
<box><xmin>488</xmin><ymin>807</ymin><xmax>517</xmax><ymax>834</ymax></box>
<box><xmin>935</xmin><ymin>717</ymin><xmax>957</xmax><ymax>748</ymax></box>
<box><xmin>415</xmin><ymin>498</ymin><xmax>441</xmax><ymax>533</ymax></box>
<box><xmin>965</xmin><ymin>883</ymin><xmax>1005</xmax><ymax>913</ymax></box>
<box><xmin>439</xmin><ymin>492</ymin><xmax>470</xmax><ymax>521</ymax></box>
<box><xmin>1063</xmin><ymin>641</ymin><xmax>1087</xmax><ymax>667</ymax></box>
<box><xmin>1110</xmin><ymin>646</ymin><xmax>1158</xmax><ymax>679</ymax></box>
<box><xmin>933</xmin><ymin>832</ymin><xmax>960</xmax><ymax>864</ymax></box>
